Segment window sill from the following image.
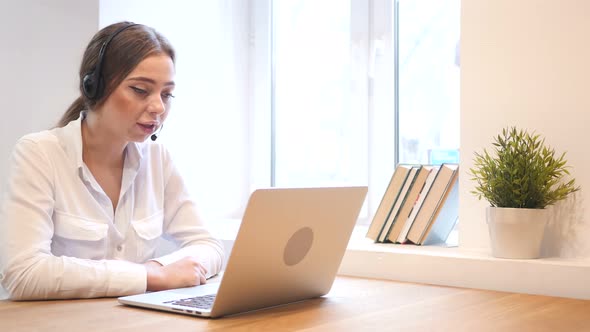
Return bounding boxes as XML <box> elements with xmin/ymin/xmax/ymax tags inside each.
<box><xmin>209</xmin><ymin>220</ymin><xmax>590</xmax><ymax>300</ymax></box>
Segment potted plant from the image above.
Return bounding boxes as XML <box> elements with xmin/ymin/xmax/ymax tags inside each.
<box><xmin>469</xmin><ymin>127</ymin><xmax>580</xmax><ymax>259</ymax></box>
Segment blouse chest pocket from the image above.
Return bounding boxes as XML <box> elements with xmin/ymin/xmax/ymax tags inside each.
<box><xmin>53</xmin><ymin>213</ymin><xmax>109</xmax><ymax>241</ymax></box>
<box><xmin>52</xmin><ymin>212</ymin><xmax>109</xmax><ymax>259</ymax></box>
<box><xmin>130</xmin><ymin>211</ymin><xmax>164</xmax><ymax>261</ymax></box>
<box><xmin>131</xmin><ymin>211</ymin><xmax>164</xmax><ymax>240</ymax></box>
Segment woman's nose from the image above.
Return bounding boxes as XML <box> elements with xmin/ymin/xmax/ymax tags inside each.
<box><xmin>148</xmin><ymin>95</ymin><xmax>166</xmax><ymax>115</ymax></box>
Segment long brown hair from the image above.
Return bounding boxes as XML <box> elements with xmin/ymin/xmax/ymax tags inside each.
<box><xmin>57</xmin><ymin>22</ymin><xmax>175</xmax><ymax>127</ymax></box>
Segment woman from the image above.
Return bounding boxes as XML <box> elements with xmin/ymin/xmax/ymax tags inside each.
<box><xmin>0</xmin><ymin>22</ymin><xmax>224</xmax><ymax>300</ymax></box>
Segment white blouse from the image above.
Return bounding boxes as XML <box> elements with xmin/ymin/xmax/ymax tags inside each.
<box><xmin>0</xmin><ymin>114</ymin><xmax>224</xmax><ymax>300</ymax></box>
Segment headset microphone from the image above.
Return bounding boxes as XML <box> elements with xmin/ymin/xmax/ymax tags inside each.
<box><xmin>151</xmin><ymin>124</ymin><xmax>163</xmax><ymax>141</ymax></box>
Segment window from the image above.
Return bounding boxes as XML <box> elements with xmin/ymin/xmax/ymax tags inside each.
<box><xmin>272</xmin><ymin>0</ymin><xmax>367</xmax><ymax>190</ymax></box>
<box><xmin>258</xmin><ymin>0</ymin><xmax>460</xmax><ymax>223</ymax></box>
<box><xmin>397</xmin><ymin>0</ymin><xmax>460</xmax><ymax>165</ymax></box>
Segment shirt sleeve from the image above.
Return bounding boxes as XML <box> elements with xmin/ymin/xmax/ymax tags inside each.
<box><xmin>0</xmin><ymin>138</ymin><xmax>147</xmax><ymax>300</ymax></box>
<box><xmin>151</xmin><ymin>149</ymin><xmax>225</xmax><ymax>278</ymax></box>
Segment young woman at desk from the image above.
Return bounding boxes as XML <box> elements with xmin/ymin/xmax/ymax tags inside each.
<box><xmin>0</xmin><ymin>22</ymin><xmax>224</xmax><ymax>300</ymax></box>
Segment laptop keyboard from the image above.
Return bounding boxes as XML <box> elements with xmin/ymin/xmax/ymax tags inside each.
<box><xmin>163</xmin><ymin>294</ymin><xmax>217</xmax><ymax>309</ymax></box>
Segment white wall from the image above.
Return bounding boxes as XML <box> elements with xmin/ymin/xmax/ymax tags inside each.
<box><xmin>460</xmin><ymin>0</ymin><xmax>590</xmax><ymax>258</ymax></box>
<box><xmin>0</xmin><ymin>0</ymin><xmax>98</xmax><ymax>301</ymax></box>
<box><xmin>0</xmin><ymin>0</ymin><xmax>99</xmax><ymax>198</ymax></box>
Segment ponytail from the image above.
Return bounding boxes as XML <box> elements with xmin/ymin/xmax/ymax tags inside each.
<box><xmin>57</xmin><ymin>96</ymin><xmax>86</xmax><ymax>128</ymax></box>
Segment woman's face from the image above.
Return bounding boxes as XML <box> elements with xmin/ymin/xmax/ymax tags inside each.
<box><xmin>97</xmin><ymin>54</ymin><xmax>175</xmax><ymax>142</ymax></box>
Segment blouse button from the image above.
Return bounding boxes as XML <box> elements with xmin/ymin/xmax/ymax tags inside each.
<box><xmin>116</xmin><ymin>245</ymin><xmax>123</xmax><ymax>252</ymax></box>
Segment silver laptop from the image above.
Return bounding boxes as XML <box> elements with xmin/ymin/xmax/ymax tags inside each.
<box><xmin>118</xmin><ymin>186</ymin><xmax>367</xmax><ymax>318</ymax></box>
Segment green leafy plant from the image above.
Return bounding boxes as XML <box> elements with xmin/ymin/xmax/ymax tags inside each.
<box><xmin>470</xmin><ymin>127</ymin><xmax>580</xmax><ymax>209</ymax></box>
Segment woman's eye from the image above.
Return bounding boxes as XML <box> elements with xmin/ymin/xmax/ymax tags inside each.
<box><xmin>162</xmin><ymin>92</ymin><xmax>175</xmax><ymax>101</ymax></box>
<box><xmin>130</xmin><ymin>86</ymin><xmax>148</xmax><ymax>95</ymax></box>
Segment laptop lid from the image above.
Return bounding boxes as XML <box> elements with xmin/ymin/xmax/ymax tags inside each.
<box><xmin>209</xmin><ymin>186</ymin><xmax>367</xmax><ymax>317</ymax></box>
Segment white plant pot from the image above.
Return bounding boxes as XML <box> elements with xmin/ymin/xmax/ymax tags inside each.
<box><xmin>486</xmin><ymin>206</ymin><xmax>548</xmax><ymax>259</ymax></box>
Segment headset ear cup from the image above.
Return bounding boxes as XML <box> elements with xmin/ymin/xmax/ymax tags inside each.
<box><xmin>82</xmin><ymin>72</ymin><xmax>98</xmax><ymax>100</ymax></box>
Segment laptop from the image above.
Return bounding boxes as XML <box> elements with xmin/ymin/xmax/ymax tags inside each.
<box><xmin>118</xmin><ymin>186</ymin><xmax>368</xmax><ymax>318</ymax></box>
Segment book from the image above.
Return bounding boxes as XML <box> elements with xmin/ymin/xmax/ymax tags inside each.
<box><xmin>365</xmin><ymin>164</ymin><xmax>414</xmax><ymax>241</ymax></box>
<box><xmin>420</xmin><ymin>175</ymin><xmax>459</xmax><ymax>245</ymax></box>
<box><xmin>393</xmin><ymin>165</ymin><xmax>441</xmax><ymax>244</ymax></box>
<box><xmin>406</xmin><ymin>163</ymin><xmax>459</xmax><ymax>245</ymax></box>
<box><xmin>377</xmin><ymin>166</ymin><xmax>420</xmax><ymax>243</ymax></box>
<box><xmin>383</xmin><ymin>165</ymin><xmax>435</xmax><ymax>243</ymax></box>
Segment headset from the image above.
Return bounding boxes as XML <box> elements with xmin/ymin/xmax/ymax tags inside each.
<box><xmin>82</xmin><ymin>23</ymin><xmax>139</xmax><ymax>101</ymax></box>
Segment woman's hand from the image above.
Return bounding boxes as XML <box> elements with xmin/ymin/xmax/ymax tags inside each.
<box><xmin>144</xmin><ymin>257</ymin><xmax>208</xmax><ymax>292</ymax></box>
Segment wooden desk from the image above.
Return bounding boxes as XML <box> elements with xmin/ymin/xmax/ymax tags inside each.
<box><xmin>1</xmin><ymin>276</ymin><xmax>589</xmax><ymax>331</ymax></box>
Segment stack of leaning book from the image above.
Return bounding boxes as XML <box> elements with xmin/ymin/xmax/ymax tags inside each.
<box><xmin>366</xmin><ymin>163</ymin><xmax>459</xmax><ymax>245</ymax></box>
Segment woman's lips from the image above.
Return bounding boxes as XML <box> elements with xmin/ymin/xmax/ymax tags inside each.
<box><xmin>137</xmin><ymin>123</ymin><xmax>156</xmax><ymax>134</ymax></box>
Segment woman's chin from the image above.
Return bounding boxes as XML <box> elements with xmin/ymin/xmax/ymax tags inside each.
<box><xmin>127</xmin><ymin>133</ymin><xmax>151</xmax><ymax>143</ymax></box>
